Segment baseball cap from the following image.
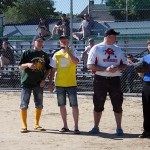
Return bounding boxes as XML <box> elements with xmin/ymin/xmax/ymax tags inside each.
<box><xmin>33</xmin><ymin>35</ymin><xmax>45</xmax><ymax>41</ymax></box>
<box><xmin>61</xmin><ymin>13</ymin><xmax>66</xmax><ymax>17</ymax></box>
<box><xmin>59</xmin><ymin>35</ymin><xmax>69</xmax><ymax>40</ymax></box>
<box><xmin>84</xmin><ymin>13</ymin><xmax>89</xmax><ymax>16</ymax></box>
<box><xmin>104</xmin><ymin>29</ymin><xmax>120</xmax><ymax>37</ymax></box>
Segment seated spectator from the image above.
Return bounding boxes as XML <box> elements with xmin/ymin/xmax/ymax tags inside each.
<box><xmin>37</xmin><ymin>17</ymin><xmax>50</xmax><ymax>37</ymax></box>
<box><xmin>81</xmin><ymin>38</ymin><xmax>95</xmax><ymax>71</ymax></box>
<box><xmin>72</xmin><ymin>14</ymin><xmax>95</xmax><ymax>40</ymax></box>
<box><xmin>50</xmin><ymin>14</ymin><xmax>70</xmax><ymax>40</ymax></box>
<box><xmin>0</xmin><ymin>40</ymin><xmax>15</xmax><ymax>68</ymax></box>
<box><xmin>121</xmin><ymin>54</ymin><xmax>138</xmax><ymax>93</ymax></box>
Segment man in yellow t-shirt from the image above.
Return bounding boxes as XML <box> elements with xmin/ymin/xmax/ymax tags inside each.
<box><xmin>48</xmin><ymin>35</ymin><xmax>80</xmax><ymax>134</ymax></box>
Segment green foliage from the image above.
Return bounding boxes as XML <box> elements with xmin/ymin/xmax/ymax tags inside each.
<box><xmin>3</xmin><ymin>0</ymin><xmax>58</xmax><ymax>24</ymax></box>
<box><xmin>0</xmin><ymin>0</ymin><xmax>17</xmax><ymax>14</ymax></box>
<box><xmin>107</xmin><ymin>0</ymin><xmax>150</xmax><ymax>21</ymax></box>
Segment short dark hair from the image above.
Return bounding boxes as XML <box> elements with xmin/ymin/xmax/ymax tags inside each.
<box><xmin>59</xmin><ymin>35</ymin><xmax>69</xmax><ymax>40</ymax></box>
<box><xmin>147</xmin><ymin>39</ymin><xmax>150</xmax><ymax>45</ymax></box>
<box><xmin>126</xmin><ymin>54</ymin><xmax>133</xmax><ymax>58</ymax></box>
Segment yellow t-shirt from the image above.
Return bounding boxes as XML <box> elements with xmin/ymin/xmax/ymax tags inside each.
<box><xmin>51</xmin><ymin>49</ymin><xmax>77</xmax><ymax>87</ymax></box>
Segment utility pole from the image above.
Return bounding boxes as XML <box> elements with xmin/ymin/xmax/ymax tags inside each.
<box><xmin>70</xmin><ymin>0</ymin><xmax>73</xmax><ymax>48</ymax></box>
<box><xmin>126</xmin><ymin>0</ymin><xmax>128</xmax><ymax>22</ymax></box>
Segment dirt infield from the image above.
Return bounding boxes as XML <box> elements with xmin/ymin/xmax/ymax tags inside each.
<box><xmin>0</xmin><ymin>92</ymin><xmax>150</xmax><ymax>150</ymax></box>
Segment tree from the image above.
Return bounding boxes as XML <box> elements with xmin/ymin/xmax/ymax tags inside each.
<box><xmin>0</xmin><ymin>0</ymin><xmax>17</xmax><ymax>14</ymax></box>
<box><xmin>4</xmin><ymin>0</ymin><xmax>58</xmax><ymax>24</ymax></box>
<box><xmin>107</xmin><ymin>0</ymin><xmax>150</xmax><ymax>21</ymax></box>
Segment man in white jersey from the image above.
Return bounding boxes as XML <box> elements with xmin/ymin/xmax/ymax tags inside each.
<box><xmin>87</xmin><ymin>28</ymin><xmax>127</xmax><ymax>135</ymax></box>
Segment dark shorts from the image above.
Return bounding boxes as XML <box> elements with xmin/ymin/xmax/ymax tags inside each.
<box><xmin>93</xmin><ymin>75</ymin><xmax>123</xmax><ymax>113</ymax></box>
<box><xmin>20</xmin><ymin>86</ymin><xmax>43</xmax><ymax>110</ymax></box>
<box><xmin>56</xmin><ymin>86</ymin><xmax>78</xmax><ymax>107</ymax></box>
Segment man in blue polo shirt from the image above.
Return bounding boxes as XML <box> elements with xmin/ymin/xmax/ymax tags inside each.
<box><xmin>138</xmin><ymin>39</ymin><xmax>150</xmax><ymax>138</ymax></box>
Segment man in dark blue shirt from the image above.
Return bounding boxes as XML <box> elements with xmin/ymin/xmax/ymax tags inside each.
<box><xmin>138</xmin><ymin>39</ymin><xmax>150</xmax><ymax>138</ymax></box>
<box><xmin>50</xmin><ymin>14</ymin><xmax>70</xmax><ymax>40</ymax></box>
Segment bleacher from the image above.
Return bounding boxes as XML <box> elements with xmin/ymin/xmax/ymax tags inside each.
<box><xmin>1</xmin><ymin>21</ymin><xmax>149</xmax><ymax>94</ymax></box>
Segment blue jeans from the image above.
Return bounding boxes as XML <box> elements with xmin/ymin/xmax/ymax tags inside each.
<box><xmin>56</xmin><ymin>86</ymin><xmax>78</xmax><ymax>107</ymax></box>
<box><xmin>20</xmin><ymin>86</ymin><xmax>43</xmax><ymax>110</ymax></box>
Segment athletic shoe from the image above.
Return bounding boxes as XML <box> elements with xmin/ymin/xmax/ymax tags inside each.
<box><xmin>139</xmin><ymin>131</ymin><xmax>150</xmax><ymax>138</ymax></box>
<box><xmin>116</xmin><ymin>128</ymin><xmax>124</xmax><ymax>136</ymax></box>
<box><xmin>89</xmin><ymin>127</ymin><xmax>100</xmax><ymax>134</ymax></box>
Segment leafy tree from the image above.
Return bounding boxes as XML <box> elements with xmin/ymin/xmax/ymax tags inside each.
<box><xmin>0</xmin><ymin>0</ymin><xmax>17</xmax><ymax>14</ymax></box>
<box><xmin>107</xmin><ymin>0</ymin><xmax>150</xmax><ymax>21</ymax></box>
<box><xmin>4</xmin><ymin>0</ymin><xmax>58</xmax><ymax>24</ymax></box>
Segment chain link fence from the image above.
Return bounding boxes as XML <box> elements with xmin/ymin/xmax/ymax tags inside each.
<box><xmin>0</xmin><ymin>0</ymin><xmax>150</xmax><ymax>96</ymax></box>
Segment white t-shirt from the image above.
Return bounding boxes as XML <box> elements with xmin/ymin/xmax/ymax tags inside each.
<box><xmin>87</xmin><ymin>42</ymin><xmax>127</xmax><ymax>77</ymax></box>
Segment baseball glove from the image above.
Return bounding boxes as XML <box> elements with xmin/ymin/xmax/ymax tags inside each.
<box><xmin>134</xmin><ymin>61</ymin><xmax>150</xmax><ymax>73</ymax></box>
<box><xmin>31</xmin><ymin>57</ymin><xmax>45</xmax><ymax>71</ymax></box>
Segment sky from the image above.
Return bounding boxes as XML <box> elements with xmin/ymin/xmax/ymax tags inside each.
<box><xmin>53</xmin><ymin>0</ymin><xmax>104</xmax><ymax>14</ymax></box>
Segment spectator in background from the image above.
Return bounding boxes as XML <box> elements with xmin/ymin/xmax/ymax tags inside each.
<box><xmin>37</xmin><ymin>17</ymin><xmax>50</xmax><ymax>37</ymax></box>
<box><xmin>72</xmin><ymin>13</ymin><xmax>95</xmax><ymax>41</ymax></box>
<box><xmin>81</xmin><ymin>38</ymin><xmax>95</xmax><ymax>71</ymax></box>
<box><xmin>50</xmin><ymin>14</ymin><xmax>70</xmax><ymax>40</ymax></box>
<box><xmin>121</xmin><ymin>54</ymin><xmax>138</xmax><ymax>93</ymax></box>
<box><xmin>0</xmin><ymin>40</ymin><xmax>15</xmax><ymax>68</ymax></box>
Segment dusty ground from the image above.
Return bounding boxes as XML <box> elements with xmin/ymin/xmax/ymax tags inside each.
<box><xmin>0</xmin><ymin>92</ymin><xmax>150</xmax><ymax>150</ymax></box>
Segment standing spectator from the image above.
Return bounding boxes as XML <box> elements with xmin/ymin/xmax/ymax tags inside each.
<box><xmin>121</xmin><ymin>54</ymin><xmax>138</xmax><ymax>93</ymax></box>
<box><xmin>50</xmin><ymin>14</ymin><xmax>70</xmax><ymax>40</ymax></box>
<box><xmin>72</xmin><ymin>14</ymin><xmax>95</xmax><ymax>40</ymax></box>
<box><xmin>0</xmin><ymin>40</ymin><xmax>15</xmax><ymax>68</ymax></box>
<box><xmin>37</xmin><ymin>17</ymin><xmax>50</xmax><ymax>37</ymax></box>
<box><xmin>48</xmin><ymin>35</ymin><xmax>80</xmax><ymax>134</ymax></box>
<box><xmin>138</xmin><ymin>39</ymin><xmax>150</xmax><ymax>138</ymax></box>
<box><xmin>87</xmin><ymin>29</ymin><xmax>127</xmax><ymax>135</ymax></box>
<box><xmin>19</xmin><ymin>35</ymin><xmax>51</xmax><ymax>133</ymax></box>
<box><xmin>81</xmin><ymin>38</ymin><xmax>95</xmax><ymax>71</ymax></box>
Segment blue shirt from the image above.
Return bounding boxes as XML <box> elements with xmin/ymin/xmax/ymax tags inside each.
<box><xmin>141</xmin><ymin>54</ymin><xmax>150</xmax><ymax>82</ymax></box>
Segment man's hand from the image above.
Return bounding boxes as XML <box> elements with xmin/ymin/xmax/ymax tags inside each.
<box><xmin>27</xmin><ymin>63</ymin><xmax>36</xmax><ymax>70</ymax></box>
<box><xmin>40</xmin><ymin>80</ymin><xmax>45</xmax><ymax>88</ymax></box>
<box><xmin>106</xmin><ymin>65</ymin><xmax>118</xmax><ymax>73</ymax></box>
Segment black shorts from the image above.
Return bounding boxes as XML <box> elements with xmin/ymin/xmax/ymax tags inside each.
<box><xmin>93</xmin><ymin>75</ymin><xmax>123</xmax><ymax>113</ymax></box>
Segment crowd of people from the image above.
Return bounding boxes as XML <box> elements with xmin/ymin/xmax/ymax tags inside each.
<box><xmin>37</xmin><ymin>13</ymin><xmax>95</xmax><ymax>41</ymax></box>
<box><xmin>16</xmin><ymin>26</ymin><xmax>150</xmax><ymax>138</ymax></box>
<box><xmin>0</xmin><ymin>13</ymin><xmax>149</xmax><ymax>138</ymax></box>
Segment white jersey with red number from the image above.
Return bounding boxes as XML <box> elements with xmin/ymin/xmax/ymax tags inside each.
<box><xmin>87</xmin><ymin>42</ymin><xmax>127</xmax><ymax>77</ymax></box>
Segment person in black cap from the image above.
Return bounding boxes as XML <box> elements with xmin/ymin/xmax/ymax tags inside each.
<box><xmin>50</xmin><ymin>13</ymin><xmax>70</xmax><ymax>40</ymax></box>
<box><xmin>18</xmin><ymin>35</ymin><xmax>51</xmax><ymax>133</ymax></box>
<box><xmin>87</xmin><ymin>28</ymin><xmax>127</xmax><ymax>135</ymax></box>
<box><xmin>72</xmin><ymin>13</ymin><xmax>95</xmax><ymax>40</ymax></box>
<box><xmin>48</xmin><ymin>35</ymin><xmax>80</xmax><ymax>134</ymax></box>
